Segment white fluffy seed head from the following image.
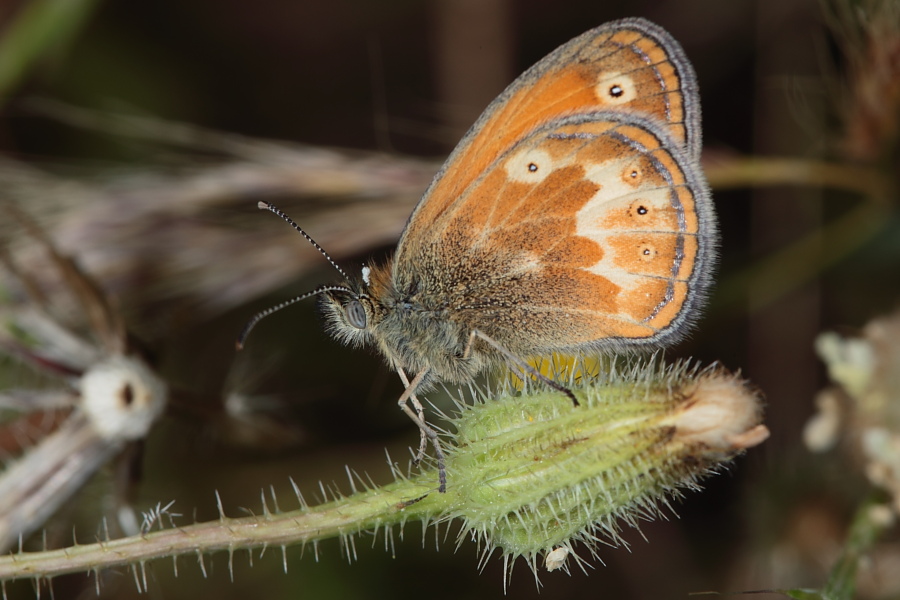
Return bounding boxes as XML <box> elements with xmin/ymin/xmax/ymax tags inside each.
<box><xmin>79</xmin><ymin>356</ymin><xmax>167</xmax><ymax>441</ymax></box>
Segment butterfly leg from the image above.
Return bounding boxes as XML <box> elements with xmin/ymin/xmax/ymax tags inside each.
<box><xmin>469</xmin><ymin>330</ymin><xmax>580</xmax><ymax>407</ymax></box>
<box><xmin>397</xmin><ymin>368</ymin><xmax>429</xmax><ymax>463</ymax></box>
<box><xmin>396</xmin><ymin>368</ymin><xmax>447</xmax><ymax>493</ymax></box>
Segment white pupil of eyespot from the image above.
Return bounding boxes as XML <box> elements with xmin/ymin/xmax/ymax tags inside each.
<box><xmin>345</xmin><ymin>301</ymin><xmax>367</xmax><ymax>329</ymax></box>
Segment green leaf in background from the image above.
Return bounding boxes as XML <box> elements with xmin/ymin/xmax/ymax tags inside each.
<box><xmin>0</xmin><ymin>0</ymin><xmax>103</xmax><ymax>103</ymax></box>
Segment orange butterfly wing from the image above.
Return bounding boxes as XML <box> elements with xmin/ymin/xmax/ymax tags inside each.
<box><xmin>392</xmin><ymin>113</ymin><xmax>714</xmax><ymax>352</ymax></box>
<box><xmin>397</xmin><ymin>17</ymin><xmax>701</xmax><ymax>251</ymax></box>
<box><xmin>390</xmin><ymin>18</ymin><xmax>713</xmax><ymax>353</ymax></box>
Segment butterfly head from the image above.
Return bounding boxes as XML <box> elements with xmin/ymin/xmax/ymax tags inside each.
<box><xmin>318</xmin><ymin>264</ymin><xmax>387</xmax><ymax>350</ymax></box>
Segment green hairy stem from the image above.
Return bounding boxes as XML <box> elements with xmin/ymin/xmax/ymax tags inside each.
<box><xmin>0</xmin><ymin>359</ymin><xmax>767</xmax><ymax>587</ymax></box>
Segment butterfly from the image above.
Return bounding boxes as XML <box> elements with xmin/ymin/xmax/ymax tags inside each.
<box><xmin>239</xmin><ymin>17</ymin><xmax>716</xmax><ymax>493</ymax></box>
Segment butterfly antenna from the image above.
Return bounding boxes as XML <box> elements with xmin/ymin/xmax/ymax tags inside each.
<box><xmin>236</xmin><ymin>284</ymin><xmax>352</xmax><ymax>350</ymax></box>
<box><xmin>256</xmin><ymin>201</ymin><xmax>350</xmax><ymax>281</ymax></box>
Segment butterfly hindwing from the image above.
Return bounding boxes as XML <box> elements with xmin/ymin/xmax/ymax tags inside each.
<box><xmin>392</xmin><ymin>112</ymin><xmax>714</xmax><ymax>353</ymax></box>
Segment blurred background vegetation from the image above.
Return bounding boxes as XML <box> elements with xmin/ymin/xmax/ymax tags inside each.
<box><xmin>0</xmin><ymin>0</ymin><xmax>898</xmax><ymax>598</ymax></box>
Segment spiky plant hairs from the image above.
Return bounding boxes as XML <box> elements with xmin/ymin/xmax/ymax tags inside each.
<box><xmin>0</xmin><ymin>357</ymin><xmax>767</xmax><ymax>595</ymax></box>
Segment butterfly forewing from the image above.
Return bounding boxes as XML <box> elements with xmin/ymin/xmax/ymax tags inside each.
<box><xmin>396</xmin><ymin>18</ymin><xmax>701</xmax><ymax>256</ymax></box>
<box><xmin>392</xmin><ymin>112</ymin><xmax>714</xmax><ymax>353</ymax></box>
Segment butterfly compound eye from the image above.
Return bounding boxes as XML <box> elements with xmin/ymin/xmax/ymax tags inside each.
<box><xmin>344</xmin><ymin>300</ymin><xmax>367</xmax><ymax>329</ymax></box>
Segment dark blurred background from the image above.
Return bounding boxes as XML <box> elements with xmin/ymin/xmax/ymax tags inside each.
<box><xmin>0</xmin><ymin>0</ymin><xmax>898</xmax><ymax>598</ymax></box>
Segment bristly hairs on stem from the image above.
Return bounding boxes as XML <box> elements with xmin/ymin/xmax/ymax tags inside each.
<box><xmin>0</xmin><ymin>357</ymin><xmax>768</xmax><ymax>593</ymax></box>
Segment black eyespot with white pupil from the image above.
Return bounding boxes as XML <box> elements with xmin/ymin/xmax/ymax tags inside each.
<box><xmin>528</xmin><ymin>163</ymin><xmax>538</xmax><ymax>172</ymax></box>
<box><xmin>637</xmin><ymin>205</ymin><xmax>648</xmax><ymax>215</ymax></box>
<box><xmin>345</xmin><ymin>300</ymin><xmax>367</xmax><ymax>329</ymax></box>
<box><xmin>639</xmin><ymin>243</ymin><xmax>657</xmax><ymax>261</ymax></box>
<box><xmin>609</xmin><ymin>84</ymin><xmax>624</xmax><ymax>98</ymax></box>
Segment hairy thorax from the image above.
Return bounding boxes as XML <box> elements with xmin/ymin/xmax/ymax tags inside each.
<box><xmin>318</xmin><ymin>259</ymin><xmax>497</xmax><ymax>387</ymax></box>
<box><xmin>374</xmin><ymin>295</ymin><xmax>488</xmax><ymax>384</ymax></box>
